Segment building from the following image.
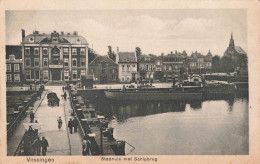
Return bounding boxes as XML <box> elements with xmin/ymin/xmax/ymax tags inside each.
<box><xmin>116</xmin><ymin>51</ymin><xmax>137</xmax><ymax>82</ymax></box>
<box><xmin>139</xmin><ymin>54</ymin><xmax>157</xmax><ymax>82</ymax></box>
<box><xmin>162</xmin><ymin>51</ymin><xmax>187</xmax><ymax>82</ymax></box>
<box><xmin>224</xmin><ymin>33</ymin><xmax>247</xmax><ymax>75</ymax></box>
<box><xmin>6</xmin><ymin>45</ymin><xmax>23</xmax><ymax>86</ymax></box>
<box><xmin>187</xmin><ymin>51</ymin><xmax>212</xmax><ymax>74</ymax></box>
<box><xmin>89</xmin><ymin>55</ymin><xmax>118</xmax><ymax>84</ymax></box>
<box><xmin>21</xmin><ymin>30</ymin><xmax>88</xmax><ymax>83</ymax></box>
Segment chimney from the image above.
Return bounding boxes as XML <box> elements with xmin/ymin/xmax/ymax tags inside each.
<box><xmin>73</xmin><ymin>31</ymin><xmax>78</xmax><ymax>35</ymax></box>
<box><xmin>61</xmin><ymin>31</ymin><xmax>64</xmax><ymax>35</ymax></box>
<box><xmin>21</xmin><ymin>29</ymin><xmax>25</xmax><ymax>42</ymax></box>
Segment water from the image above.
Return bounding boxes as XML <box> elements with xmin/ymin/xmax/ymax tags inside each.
<box><xmin>95</xmin><ymin>96</ymin><xmax>249</xmax><ymax>155</ymax></box>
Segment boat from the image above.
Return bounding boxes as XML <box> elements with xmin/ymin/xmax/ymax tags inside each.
<box><xmin>104</xmin><ymin>89</ymin><xmax>202</xmax><ymax>101</ymax></box>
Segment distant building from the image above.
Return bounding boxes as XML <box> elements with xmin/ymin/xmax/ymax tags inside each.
<box><xmin>116</xmin><ymin>51</ymin><xmax>137</xmax><ymax>82</ymax></box>
<box><xmin>6</xmin><ymin>46</ymin><xmax>23</xmax><ymax>86</ymax></box>
<box><xmin>224</xmin><ymin>33</ymin><xmax>247</xmax><ymax>75</ymax></box>
<box><xmin>162</xmin><ymin>51</ymin><xmax>187</xmax><ymax>82</ymax></box>
<box><xmin>187</xmin><ymin>51</ymin><xmax>212</xmax><ymax>74</ymax></box>
<box><xmin>89</xmin><ymin>55</ymin><xmax>118</xmax><ymax>84</ymax></box>
<box><xmin>139</xmin><ymin>54</ymin><xmax>157</xmax><ymax>82</ymax></box>
<box><xmin>21</xmin><ymin>30</ymin><xmax>88</xmax><ymax>83</ymax></box>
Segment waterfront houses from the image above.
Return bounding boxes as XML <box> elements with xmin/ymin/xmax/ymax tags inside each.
<box><xmin>21</xmin><ymin>30</ymin><xmax>89</xmax><ymax>83</ymax></box>
<box><xmin>89</xmin><ymin>55</ymin><xmax>118</xmax><ymax>84</ymax></box>
<box><xmin>139</xmin><ymin>54</ymin><xmax>157</xmax><ymax>82</ymax></box>
<box><xmin>116</xmin><ymin>51</ymin><xmax>137</xmax><ymax>82</ymax></box>
<box><xmin>187</xmin><ymin>50</ymin><xmax>212</xmax><ymax>74</ymax></box>
<box><xmin>161</xmin><ymin>51</ymin><xmax>187</xmax><ymax>82</ymax></box>
<box><xmin>6</xmin><ymin>46</ymin><xmax>23</xmax><ymax>86</ymax></box>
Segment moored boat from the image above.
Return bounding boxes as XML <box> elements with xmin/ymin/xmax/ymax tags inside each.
<box><xmin>104</xmin><ymin>89</ymin><xmax>202</xmax><ymax>101</ymax></box>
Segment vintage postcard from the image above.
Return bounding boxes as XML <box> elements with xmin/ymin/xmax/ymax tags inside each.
<box><xmin>0</xmin><ymin>0</ymin><xmax>260</xmax><ymax>164</ymax></box>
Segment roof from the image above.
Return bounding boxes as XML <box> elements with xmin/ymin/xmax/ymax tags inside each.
<box><xmin>190</xmin><ymin>52</ymin><xmax>204</xmax><ymax>58</ymax></box>
<box><xmin>235</xmin><ymin>46</ymin><xmax>247</xmax><ymax>55</ymax></box>
<box><xmin>6</xmin><ymin>45</ymin><xmax>22</xmax><ymax>59</ymax></box>
<box><xmin>118</xmin><ymin>52</ymin><xmax>137</xmax><ymax>63</ymax></box>
<box><xmin>139</xmin><ymin>55</ymin><xmax>157</xmax><ymax>63</ymax></box>
<box><xmin>23</xmin><ymin>31</ymin><xmax>88</xmax><ymax>45</ymax></box>
<box><xmin>89</xmin><ymin>55</ymin><xmax>118</xmax><ymax>66</ymax></box>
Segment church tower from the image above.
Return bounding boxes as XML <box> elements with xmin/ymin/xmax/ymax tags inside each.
<box><xmin>229</xmin><ymin>33</ymin><xmax>235</xmax><ymax>48</ymax></box>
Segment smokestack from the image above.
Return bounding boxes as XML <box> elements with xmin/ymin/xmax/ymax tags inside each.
<box><xmin>21</xmin><ymin>29</ymin><xmax>25</xmax><ymax>42</ymax></box>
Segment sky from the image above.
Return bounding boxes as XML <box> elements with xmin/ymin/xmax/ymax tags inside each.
<box><xmin>6</xmin><ymin>10</ymin><xmax>247</xmax><ymax>56</ymax></box>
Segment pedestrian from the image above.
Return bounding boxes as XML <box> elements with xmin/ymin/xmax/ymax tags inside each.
<box><xmin>73</xmin><ymin>117</ymin><xmax>78</xmax><ymax>132</ymax></box>
<box><xmin>62</xmin><ymin>86</ymin><xmax>64</xmax><ymax>92</ymax></box>
<box><xmin>30</xmin><ymin>111</ymin><xmax>35</xmax><ymax>123</ymax></box>
<box><xmin>57</xmin><ymin>117</ymin><xmax>62</xmax><ymax>130</ymax></box>
<box><xmin>64</xmin><ymin>92</ymin><xmax>67</xmax><ymax>101</ymax></box>
<box><xmin>68</xmin><ymin>119</ymin><xmax>74</xmax><ymax>134</ymax></box>
<box><xmin>41</xmin><ymin>137</ymin><xmax>49</xmax><ymax>156</ymax></box>
<box><xmin>82</xmin><ymin>137</ymin><xmax>91</xmax><ymax>155</ymax></box>
<box><xmin>32</xmin><ymin>137</ymin><xmax>41</xmax><ymax>156</ymax></box>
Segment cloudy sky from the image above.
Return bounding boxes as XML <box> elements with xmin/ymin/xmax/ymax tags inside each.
<box><xmin>6</xmin><ymin>10</ymin><xmax>247</xmax><ymax>56</ymax></box>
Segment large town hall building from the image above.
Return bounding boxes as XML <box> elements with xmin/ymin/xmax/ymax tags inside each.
<box><xmin>21</xmin><ymin>30</ymin><xmax>88</xmax><ymax>83</ymax></box>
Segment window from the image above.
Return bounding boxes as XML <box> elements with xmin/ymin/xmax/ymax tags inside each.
<box><xmin>64</xmin><ymin>58</ymin><xmax>69</xmax><ymax>67</ymax></box>
<box><xmin>127</xmin><ymin>65</ymin><xmax>130</xmax><ymax>71</ymax></box>
<box><xmin>126</xmin><ymin>58</ymin><xmax>130</xmax><ymax>62</ymax></box>
<box><xmin>72</xmin><ymin>70</ymin><xmax>77</xmax><ymax>80</ymax></box>
<box><xmin>14</xmin><ymin>74</ymin><xmax>20</xmax><ymax>82</ymax></box>
<box><xmin>81</xmin><ymin>70</ymin><xmax>86</xmax><ymax>78</ymax></box>
<box><xmin>25</xmin><ymin>47</ymin><xmax>30</xmax><ymax>55</ymax></box>
<box><xmin>122</xmin><ymin>65</ymin><xmax>125</xmax><ymax>71</ymax></box>
<box><xmin>63</xmin><ymin>48</ymin><xmax>69</xmax><ymax>55</ymax></box>
<box><xmin>34</xmin><ymin>48</ymin><xmax>39</xmax><ymax>55</ymax></box>
<box><xmin>80</xmin><ymin>48</ymin><xmax>85</xmax><ymax>55</ymax></box>
<box><xmin>29</xmin><ymin>37</ymin><xmax>34</xmax><ymax>43</ymax></box>
<box><xmin>121</xmin><ymin>77</ymin><xmax>124</xmax><ymax>81</ymax></box>
<box><xmin>43</xmin><ymin>70</ymin><xmax>48</xmax><ymax>79</ymax></box>
<box><xmin>6</xmin><ymin>74</ymin><xmax>12</xmax><ymax>82</ymax></box>
<box><xmin>64</xmin><ymin>70</ymin><xmax>69</xmax><ymax>80</ymax></box>
<box><xmin>26</xmin><ymin>70</ymin><xmax>31</xmax><ymax>80</ymax></box>
<box><xmin>72</xmin><ymin>58</ymin><xmax>77</xmax><ymax>67</ymax></box>
<box><xmin>14</xmin><ymin>64</ymin><xmax>19</xmax><ymax>72</ymax></box>
<box><xmin>132</xmin><ymin>65</ymin><xmax>135</xmax><ymax>67</ymax></box>
<box><xmin>34</xmin><ymin>58</ymin><xmax>39</xmax><ymax>67</ymax></box>
<box><xmin>91</xmin><ymin>69</ymin><xmax>95</xmax><ymax>74</ymax></box>
<box><xmin>43</xmin><ymin>58</ymin><xmax>48</xmax><ymax>67</ymax></box>
<box><xmin>72</xmin><ymin>48</ymin><xmax>77</xmax><ymax>55</ymax></box>
<box><xmin>25</xmin><ymin>58</ymin><xmax>30</xmax><ymax>66</ymax></box>
<box><xmin>43</xmin><ymin>48</ymin><xmax>48</xmax><ymax>55</ymax></box>
<box><xmin>80</xmin><ymin>58</ymin><xmax>85</xmax><ymax>66</ymax></box>
<box><xmin>6</xmin><ymin>64</ymin><xmax>11</xmax><ymax>72</ymax></box>
<box><xmin>35</xmin><ymin>70</ymin><xmax>40</xmax><ymax>79</ymax></box>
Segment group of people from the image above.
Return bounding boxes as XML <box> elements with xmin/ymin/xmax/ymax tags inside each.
<box><xmin>32</xmin><ymin>137</ymin><xmax>49</xmax><ymax>156</ymax></box>
<box><xmin>68</xmin><ymin>118</ymin><xmax>78</xmax><ymax>134</ymax></box>
<box><xmin>62</xmin><ymin>86</ymin><xmax>67</xmax><ymax>100</ymax></box>
<box><xmin>82</xmin><ymin>137</ymin><xmax>91</xmax><ymax>156</ymax></box>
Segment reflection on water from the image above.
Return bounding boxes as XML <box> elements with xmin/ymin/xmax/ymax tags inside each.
<box><xmin>95</xmin><ymin>95</ymin><xmax>248</xmax><ymax>155</ymax></box>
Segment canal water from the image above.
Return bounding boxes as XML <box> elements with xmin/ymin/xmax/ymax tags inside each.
<box><xmin>94</xmin><ymin>95</ymin><xmax>249</xmax><ymax>155</ymax></box>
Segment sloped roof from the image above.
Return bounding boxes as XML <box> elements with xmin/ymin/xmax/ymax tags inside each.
<box><xmin>235</xmin><ymin>46</ymin><xmax>247</xmax><ymax>55</ymax></box>
<box><xmin>139</xmin><ymin>55</ymin><xmax>157</xmax><ymax>63</ymax></box>
<box><xmin>118</xmin><ymin>52</ymin><xmax>137</xmax><ymax>63</ymax></box>
<box><xmin>23</xmin><ymin>32</ymin><xmax>88</xmax><ymax>45</ymax></box>
<box><xmin>89</xmin><ymin>55</ymin><xmax>118</xmax><ymax>66</ymax></box>
<box><xmin>6</xmin><ymin>45</ymin><xmax>22</xmax><ymax>59</ymax></box>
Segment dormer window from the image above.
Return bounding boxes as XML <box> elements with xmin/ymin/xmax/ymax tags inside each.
<box><xmin>9</xmin><ymin>55</ymin><xmax>15</xmax><ymax>61</ymax></box>
<box><xmin>76</xmin><ymin>39</ymin><xmax>81</xmax><ymax>44</ymax></box>
<box><xmin>126</xmin><ymin>58</ymin><xmax>130</xmax><ymax>62</ymax></box>
<box><xmin>29</xmin><ymin>37</ymin><xmax>34</xmax><ymax>43</ymax></box>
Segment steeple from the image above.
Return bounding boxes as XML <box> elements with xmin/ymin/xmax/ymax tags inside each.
<box><xmin>229</xmin><ymin>33</ymin><xmax>234</xmax><ymax>48</ymax></box>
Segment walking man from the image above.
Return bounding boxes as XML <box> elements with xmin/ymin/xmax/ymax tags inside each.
<box><xmin>33</xmin><ymin>137</ymin><xmax>41</xmax><ymax>155</ymax></box>
<box><xmin>30</xmin><ymin>111</ymin><xmax>35</xmax><ymax>123</ymax></box>
<box><xmin>73</xmin><ymin>117</ymin><xmax>78</xmax><ymax>132</ymax></box>
<box><xmin>41</xmin><ymin>137</ymin><xmax>49</xmax><ymax>156</ymax></box>
<box><xmin>57</xmin><ymin>117</ymin><xmax>63</xmax><ymax>130</ymax></box>
<box><xmin>64</xmin><ymin>92</ymin><xmax>67</xmax><ymax>101</ymax></box>
<box><xmin>82</xmin><ymin>137</ymin><xmax>91</xmax><ymax>155</ymax></box>
<box><xmin>68</xmin><ymin>119</ymin><xmax>74</xmax><ymax>134</ymax></box>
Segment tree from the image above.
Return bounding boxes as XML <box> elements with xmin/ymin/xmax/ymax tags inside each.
<box><xmin>88</xmin><ymin>48</ymin><xmax>97</xmax><ymax>64</ymax></box>
<box><xmin>220</xmin><ymin>56</ymin><xmax>234</xmax><ymax>73</ymax></box>
<box><xmin>135</xmin><ymin>47</ymin><xmax>142</xmax><ymax>71</ymax></box>
<box><xmin>212</xmin><ymin>55</ymin><xmax>221</xmax><ymax>72</ymax></box>
<box><xmin>107</xmin><ymin>46</ymin><xmax>116</xmax><ymax>62</ymax></box>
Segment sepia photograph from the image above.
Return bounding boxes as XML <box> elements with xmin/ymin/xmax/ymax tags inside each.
<box><xmin>4</xmin><ymin>9</ymin><xmax>250</xmax><ymax>158</ymax></box>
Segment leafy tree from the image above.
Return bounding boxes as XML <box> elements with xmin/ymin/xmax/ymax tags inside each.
<box><xmin>220</xmin><ymin>56</ymin><xmax>234</xmax><ymax>73</ymax></box>
<box><xmin>88</xmin><ymin>48</ymin><xmax>97</xmax><ymax>64</ymax></box>
<box><xmin>212</xmin><ymin>55</ymin><xmax>221</xmax><ymax>72</ymax></box>
<box><xmin>107</xmin><ymin>46</ymin><xmax>116</xmax><ymax>62</ymax></box>
<box><xmin>135</xmin><ymin>47</ymin><xmax>142</xmax><ymax>71</ymax></box>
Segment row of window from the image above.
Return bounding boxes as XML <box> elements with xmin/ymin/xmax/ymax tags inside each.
<box><xmin>6</xmin><ymin>64</ymin><xmax>20</xmax><ymax>72</ymax></box>
<box><xmin>25</xmin><ymin>70</ymin><xmax>86</xmax><ymax>80</ymax></box>
<box><xmin>25</xmin><ymin>47</ymin><xmax>86</xmax><ymax>55</ymax></box>
<box><xmin>189</xmin><ymin>62</ymin><xmax>211</xmax><ymax>67</ymax></box>
<box><xmin>6</xmin><ymin>74</ymin><xmax>20</xmax><ymax>82</ymax></box>
<box><xmin>121</xmin><ymin>64</ymin><xmax>136</xmax><ymax>71</ymax></box>
<box><xmin>163</xmin><ymin>65</ymin><xmax>181</xmax><ymax>71</ymax></box>
<box><xmin>25</xmin><ymin>58</ymin><xmax>85</xmax><ymax>67</ymax></box>
<box><xmin>140</xmin><ymin>65</ymin><xmax>155</xmax><ymax>71</ymax></box>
